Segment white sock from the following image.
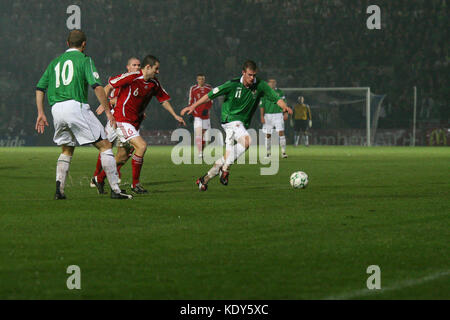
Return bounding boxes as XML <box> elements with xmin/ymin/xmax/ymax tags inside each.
<box><xmin>280</xmin><ymin>135</ymin><xmax>286</xmax><ymax>153</ymax></box>
<box><xmin>100</xmin><ymin>149</ymin><xmax>121</xmax><ymax>193</ymax></box>
<box><xmin>223</xmin><ymin>143</ymin><xmax>246</xmax><ymax>171</ymax></box>
<box><xmin>305</xmin><ymin>135</ymin><xmax>309</xmax><ymax>146</ymax></box>
<box><xmin>295</xmin><ymin>133</ymin><xmax>300</xmax><ymax>146</ymax></box>
<box><xmin>207</xmin><ymin>157</ymin><xmax>225</xmax><ymax>179</ymax></box>
<box><xmin>265</xmin><ymin>136</ymin><xmax>271</xmax><ymax>155</ymax></box>
<box><xmin>56</xmin><ymin>154</ymin><xmax>72</xmax><ymax>192</ymax></box>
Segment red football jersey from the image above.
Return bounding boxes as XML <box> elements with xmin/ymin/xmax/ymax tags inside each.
<box><xmin>109</xmin><ymin>70</ymin><xmax>170</xmax><ymax>128</ymax></box>
<box><xmin>189</xmin><ymin>84</ymin><xmax>213</xmax><ymax>119</ymax></box>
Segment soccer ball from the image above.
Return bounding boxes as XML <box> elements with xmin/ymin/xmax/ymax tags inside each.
<box><xmin>290</xmin><ymin>171</ymin><xmax>308</xmax><ymax>189</ymax></box>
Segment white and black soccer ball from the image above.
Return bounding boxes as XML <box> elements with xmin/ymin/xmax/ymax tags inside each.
<box><xmin>290</xmin><ymin>171</ymin><xmax>308</xmax><ymax>189</ymax></box>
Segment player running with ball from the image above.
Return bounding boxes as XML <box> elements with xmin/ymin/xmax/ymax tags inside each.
<box><xmin>181</xmin><ymin>60</ymin><xmax>292</xmax><ymax>191</ymax></box>
<box><xmin>93</xmin><ymin>55</ymin><xmax>186</xmax><ymax>195</ymax></box>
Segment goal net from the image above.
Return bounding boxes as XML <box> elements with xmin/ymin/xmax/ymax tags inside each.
<box><xmin>279</xmin><ymin>87</ymin><xmax>386</xmax><ymax>146</ymax></box>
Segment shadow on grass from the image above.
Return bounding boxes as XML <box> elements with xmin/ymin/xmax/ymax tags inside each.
<box><xmin>143</xmin><ymin>180</ymin><xmax>185</xmax><ymax>186</ymax></box>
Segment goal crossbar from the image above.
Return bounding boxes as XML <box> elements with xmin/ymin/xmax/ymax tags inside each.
<box><xmin>281</xmin><ymin>87</ymin><xmax>370</xmax><ymax>92</ymax></box>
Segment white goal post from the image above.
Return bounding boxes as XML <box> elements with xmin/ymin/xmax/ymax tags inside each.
<box><xmin>280</xmin><ymin>87</ymin><xmax>372</xmax><ymax>146</ymax></box>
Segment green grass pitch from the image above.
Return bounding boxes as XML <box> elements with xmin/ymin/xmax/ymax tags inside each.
<box><xmin>0</xmin><ymin>146</ymin><xmax>448</xmax><ymax>299</ymax></box>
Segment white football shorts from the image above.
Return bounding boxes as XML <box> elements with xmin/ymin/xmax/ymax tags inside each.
<box><xmin>104</xmin><ymin>108</ymin><xmax>130</xmax><ymax>147</ymax></box>
<box><xmin>221</xmin><ymin>121</ymin><xmax>249</xmax><ymax>149</ymax></box>
<box><xmin>263</xmin><ymin>113</ymin><xmax>284</xmax><ymax>134</ymax></box>
<box><xmin>193</xmin><ymin>117</ymin><xmax>211</xmax><ymax>130</ymax></box>
<box><xmin>113</xmin><ymin>121</ymin><xmax>140</xmax><ymax>144</ymax></box>
<box><xmin>52</xmin><ymin>99</ymin><xmax>106</xmax><ymax>146</ymax></box>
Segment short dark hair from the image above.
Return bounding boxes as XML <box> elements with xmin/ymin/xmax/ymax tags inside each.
<box><xmin>242</xmin><ymin>60</ymin><xmax>257</xmax><ymax>71</ymax></box>
<box><xmin>67</xmin><ymin>30</ymin><xmax>86</xmax><ymax>48</ymax></box>
<box><xmin>127</xmin><ymin>57</ymin><xmax>140</xmax><ymax>64</ymax></box>
<box><xmin>141</xmin><ymin>55</ymin><xmax>160</xmax><ymax>68</ymax></box>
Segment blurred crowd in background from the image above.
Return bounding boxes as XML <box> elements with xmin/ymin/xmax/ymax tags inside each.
<box><xmin>0</xmin><ymin>0</ymin><xmax>447</xmax><ymax>142</ymax></box>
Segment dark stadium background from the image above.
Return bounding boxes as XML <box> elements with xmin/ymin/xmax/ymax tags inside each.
<box><xmin>0</xmin><ymin>1</ymin><xmax>448</xmax><ymax>304</ymax></box>
<box><xmin>0</xmin><ymin>0</ymin><xmax>447</xmax><ymax>146</ymax></box>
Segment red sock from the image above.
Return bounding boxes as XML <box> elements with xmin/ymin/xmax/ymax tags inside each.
<box><xmin>93</xmin><ymin>153</ymin><xmax>102</xmax><ymax>176</ymax></box>
<box><xmin>97</xmin><ymin>169</ymin><xmax>107</xmax><ymax>183</ymax></box>
<box><xmin>117</xmin><ymin>163</ymin><xmax>123</xmax><ymax>179</ymax></box>
<box><xmin>132</xmin><ymin>154</ymin><xmax>144</xmax><ymax>188</ymax></box>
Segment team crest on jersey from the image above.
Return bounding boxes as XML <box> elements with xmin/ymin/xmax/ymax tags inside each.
<box><xmin>93</xmin><ymin>72</ymin><xmax>99</xmax><ymax>79</ymax></box>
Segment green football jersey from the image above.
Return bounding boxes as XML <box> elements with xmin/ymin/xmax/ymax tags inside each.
<box><xmin>260</xmin><ymin>88</ymin><xmax>285</xmax><ymax>114</ymax></box>
<box><xmin>36</xmin><ymin>48</ymin><xmax>102</xmax><ymax>106</ymax></box>
<box><xmin>208</xmin><ymin>77</ymin><xmax>281</xmax><ymax>128</ymax></box>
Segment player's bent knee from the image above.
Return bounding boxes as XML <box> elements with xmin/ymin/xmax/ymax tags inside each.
<box><xmin>95</xmin><ymin>139</ymin><xmax>112</xmax><ymax>152</ymax></box>
<box><xmin>241</xmin><ymin>135</ymin><xmax>251</xmax><ymax>148</ymax></box>
<box><xmin>136</xmin><ymin>144</ymin><xmax>147</xmax><ymax>155</ymax></box>
<box><xmin>131</xmin><ymin>138</ymin><xmax>147</xmax><ymax>155</ymax></box>
<box><xmin>61</xmin><ymin>145</ymin><xmax>75</xmax><ymax>156</ymax></box>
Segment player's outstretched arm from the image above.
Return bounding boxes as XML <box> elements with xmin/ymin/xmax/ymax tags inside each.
<box><xmin>35</xmin><ymin>90</ymin><xmax>49</xmax><ymax>134</ymax></box>
<box><xmin>104</xmin><ymin>83</ymin><xmax>113</xmax><ymax>97</ymax></box>
<box><xmin>96</xmin><ymin>84</ymin><xmax>115</xmax><ymax>115</ymax></box>
<box><xmin>181</xmin><ymin>94</ymin><xmax>211</xmax><ymax>116</ymax></box>
<box><xmin>161</xmin><ymin>101</ymin><xmax>186</xmax><ymax>126</ymax></box>
<box><xmin>94</xmin><ymin>86</ymin><xmax>116</xmax><ymax>128</ymax></box>
<box><xmin>282</xmin><ymin>102</ymin><xmax>289</xmax><ymax>121</ymax></box>
<box><xmin>277</xmin><ymin>99</ymin><xmax>293</xmax><ymax>115</ymax></box>
<box><xmin>180</xmin><ymin>106</ymin><xmax>191</xmax><ymax>116</ymax></box>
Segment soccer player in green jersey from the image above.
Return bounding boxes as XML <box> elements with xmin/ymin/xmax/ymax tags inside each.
<box><xmin>181</xmin><ymin>60</ymin><xmax>293</xmax><ymax>191</ymax></box>
<box><xmin>260</xmin><ymin>78</ymin><xmax>289</xmax><ymax>158</ymax></box>
<box><xmin>35</xmin><ymin>30</ymin><xmax>132</xmax><ymax>200</ymax></box>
